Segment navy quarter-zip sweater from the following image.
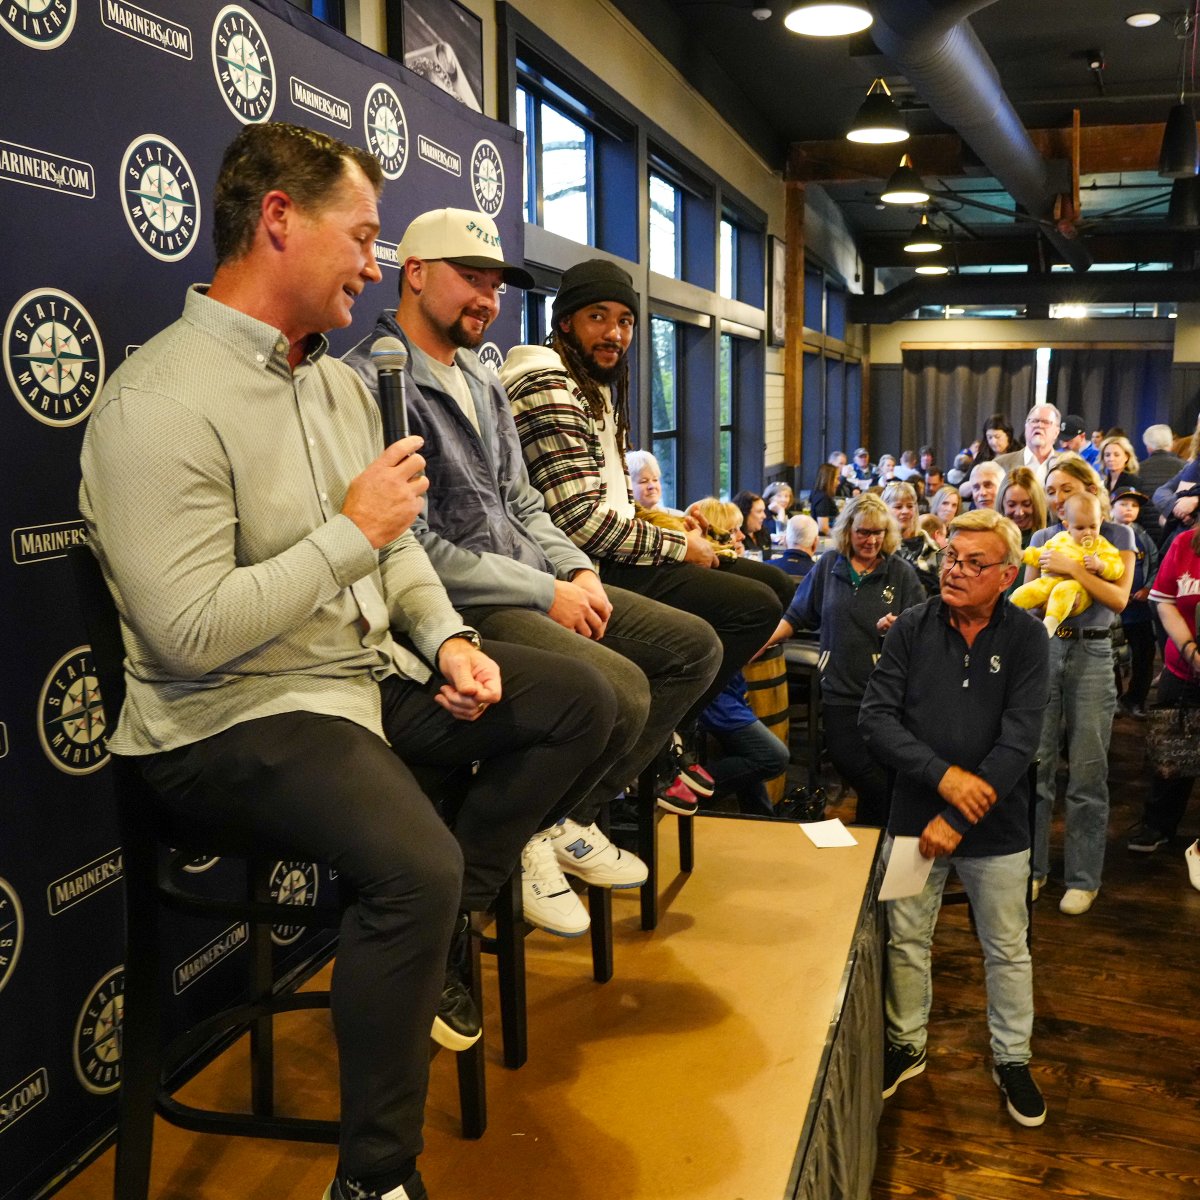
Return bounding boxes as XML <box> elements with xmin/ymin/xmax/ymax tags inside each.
<box><xmin>859</xmin><ymin>596</ymin><xmax>1050</xmax><ymax>857</ymax></box>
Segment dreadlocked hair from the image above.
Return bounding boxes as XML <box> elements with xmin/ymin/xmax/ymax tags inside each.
<box><xmin>547</xmin><ymin>328</ymin><xmax>632</xmax><ymax>453</ymax></box>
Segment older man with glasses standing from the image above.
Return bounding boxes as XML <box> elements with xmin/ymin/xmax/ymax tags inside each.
<box><xmin>861</xmin><ymin>508</ymin><xmax>1050</xmax><ymax>1129</ymax></box>
<box><xmin>994</xmin><ymin>404</ymin><xmax>1063</xmax><ymax>485</ymax></box>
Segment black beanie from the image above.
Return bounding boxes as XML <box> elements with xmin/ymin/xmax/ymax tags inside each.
<box><xmin>551</xmin><ymin>259</ymin><xmax>639</xmax><ymax>328</ymax></box>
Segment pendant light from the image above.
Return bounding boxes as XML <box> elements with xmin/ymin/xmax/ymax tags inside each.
<box><xmin>784</xmin><ymin>3</ymin><xmax>872</xmax><ymax>36</ymax></box>
<box><xmin>846</xmin><ymin>79</ymin><xmax>909</xmax><ymax>145</ymax></box>
<box><xmin>904</xmin><ymin>213</ymin><xmax>942</xmax><ymax>253</ymax></box>
<box><xmin>880</xmin><ymin>155</ymin><xmax>929</xmax><ymax>205</ymax></box>
<box><xmin>1158</xmin><ymin>10</ymin><xmax>1200</xmax><ymax>178</ymax></box>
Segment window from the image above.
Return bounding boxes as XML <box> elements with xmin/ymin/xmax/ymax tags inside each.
<box><xmin>719</xmin><ymin>334</ymin><xmax>735</xmax><ymax>497</ymax></box>
<box><xmin>719</xmin><ymin>220</ymin><xmax>735</xmax><ymax>300</ymax></box>
<box><xmin>515</xmin><ymin>83</ymin><xmax>594</xmax><ymax>245</ymax></box>
<box><xmin>650</xmin><ymin>316</ymin><xmax>679</xmax><ymax>506</ymax></box>
<box><xmin>289</xmin><ymin>0</ymin><xmax>344</xmax><ymax>28</ymax></box>
<box><xmin>649</xmin><ymin>173</ymin><xmax>680</xmax><ymax>279</ymax></box>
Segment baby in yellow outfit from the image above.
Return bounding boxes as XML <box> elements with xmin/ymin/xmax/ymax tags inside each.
<box><xmin>1010</xmin><ymin>492</ymin><xmax>1124</xmax><ymax>636</ymax></box>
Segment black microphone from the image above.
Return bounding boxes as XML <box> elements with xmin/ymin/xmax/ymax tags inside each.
<box><xmin>370</xmin><ymin>335</ymin><xmax>409</xmax><ymax>444</ymax></box>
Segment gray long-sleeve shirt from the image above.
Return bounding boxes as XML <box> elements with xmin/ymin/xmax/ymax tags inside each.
<box><xmin>79</xmin><ymin>286</ymin><xmax>473</xmax><ymax>755</ymax></box>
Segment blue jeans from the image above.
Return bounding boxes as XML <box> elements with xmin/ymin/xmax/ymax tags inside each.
<box><xmin>1034</xmin><ymin>635</ymin><xmax>1116</xmax><ymax>891</ymax></box>
<box><xmin>705</xmin><ymin>718</ymin><xmax>790</xmax><ymax>814</ymax></box>
<box><xmin>884</xmin><ymin>839</ymin><xmax>1033</xmax><ymax>1064</ymax></box>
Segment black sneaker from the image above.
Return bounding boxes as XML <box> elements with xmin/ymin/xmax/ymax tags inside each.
<box><xmin>432</xmin><ymin>914</ymin><xmax>481</xmax><ymax>1052</ymax></box>
<box><xmin>881</xmin><ymin>1042</ymin><xmax>926</xmax><ymax>1099</ymax></box>
<box><xmin>992</xmin><ymin>1061</ymin><xmax>1046</xmax><ymax>1127</ymax></box>
<box><xmin>1127</xmin><ymin>824</ymin><xmax>1168</xmax><ymax>853</ymax></box>
<box><xmin>668</xmin><ymin>733</ymin><xmax>716</xmax><ymax>797</ymax></box>
<box><xmin>323</xmin><ymin>1170</ymin><xmax>428</xmax><ymax>1199</ymax></box>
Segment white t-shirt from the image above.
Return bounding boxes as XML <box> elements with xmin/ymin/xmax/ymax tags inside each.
<box><xmin>419</xmin><ymin>348</ymin><xmax>480</xmax><ymax>435</ymax></box>
<box><xmin>594</xmin><ymin>386</ymin><xmax>633</xmax><ymax>519</ymax></box>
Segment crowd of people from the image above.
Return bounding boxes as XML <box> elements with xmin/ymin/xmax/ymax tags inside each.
<box><xmin>77</xmin><ymin>121</ymin><xmax>1200</xmax><ymax>1196</ymax></box>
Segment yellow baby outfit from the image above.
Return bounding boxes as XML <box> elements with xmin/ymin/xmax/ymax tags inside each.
<box><xmin>1010</xmin><ymin>530</ymin><xmax>1124</xmax><ymax>635</ymax></box>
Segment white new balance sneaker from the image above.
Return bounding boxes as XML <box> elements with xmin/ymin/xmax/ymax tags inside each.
<box><xmin>550</xmin><ymin>818</ymin><xmax>648</xmax><ymax>888</ymax></box>
<box><xmin>520</xmin><ymin>834</ymin><xmax>590</xmax><ymax>937</ymax></box>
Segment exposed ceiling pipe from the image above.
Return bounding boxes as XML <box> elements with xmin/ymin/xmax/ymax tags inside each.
<box><xmin>869</xmin><ymin>0</ymin><xmax>1093</xmax><ymax>273</ymax></box>
<box><xmin>847</xmin><ymin>269</ymin><xmax>1200</xmax><ymax>325</ymax></box>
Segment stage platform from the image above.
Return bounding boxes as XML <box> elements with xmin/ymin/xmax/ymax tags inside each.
<box><xmin>56</xmin><ymin>816</ymin><xmax>882</xmax><ymax>1200</ymax></box>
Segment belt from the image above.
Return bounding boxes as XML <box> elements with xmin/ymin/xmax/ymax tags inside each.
<box><xmin>1054</xmin><ymin>626</ymin><xmax>1111</xmax><ymax>640</ymax></box>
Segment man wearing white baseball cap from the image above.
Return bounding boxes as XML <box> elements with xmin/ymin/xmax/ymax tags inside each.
<box><xmin>344</xmin><ymin>210</ymin><xmax>720</xmax><ymax>941</ymax></box>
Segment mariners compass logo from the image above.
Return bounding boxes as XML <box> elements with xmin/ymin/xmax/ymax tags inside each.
<box><xmin>38</xmin><ymin>646</ymin><xmax>110</xmax><ymax>775</ymax></box>
<box><xmin>470</xmin><ymin>139</ymin><xmax>504</xmax><ymax>216</ymax></box>
<box><xmin>211</xmin><ymin>4</ymin><xmax>276</xmax><ymax>123</ymax></box>
<box><xmin>4</xmin><ymin>289</ymin><xmax>104</xmax><ymax>427</ymax></box>
<box><xmin>2</xmin><ymin>0</ymin><xmax>77</xmax><ymax>49</ymax></box>
<box><xmin>364</xmin><ymin>83</ymin><xmax>408</xmax><ymax>180</ymax></box>
<box><xmin>120</xmin><ymin>134</ymin><xmax>201</xmax><ymax>261</ymax></box>
<box><xmin>73</xmin><ymin>967</ymin><xmax>124</xmax><ymax>1094</ymax></box>
<box><xmin>0</xmin><ymin>877</ymin><xmax>24</xmax><ymax>996</ymax></box>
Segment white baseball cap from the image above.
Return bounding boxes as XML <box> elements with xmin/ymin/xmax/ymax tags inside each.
<box><xmin>396</xmin><ymin>207</ymin><xmax>534</xmax><ymax>289</ymax></box>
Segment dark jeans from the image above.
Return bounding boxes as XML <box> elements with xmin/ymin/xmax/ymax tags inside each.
<box><xmin>823</xmin><ymin>701</ymin><xmax>891</xmax><ymax>827</ymax></box>
<box><xmin>1121</xmin><ymin>619</ymin><xmax>1156</xmax><ymax>708</ymax></box>
<box><xmin>598</xmin><ymin>559</ymin><xmax>782</xmax><ymax>724</ymax></box>
<box><xmin>141</xmin><ymin>640</ymin><xmax>613</xmax><ymax>1179</ymax></box>
<box><xmin>1143</xmin><ymin>670</ymin><xmax>1200</xmax><ymax>837</ymax></box>
<box><xmin>460</xmin><ymin>584</ymin><xmax>720</xmax><ymax>823</ymax></box>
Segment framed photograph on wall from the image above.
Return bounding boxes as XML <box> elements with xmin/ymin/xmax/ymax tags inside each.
<box><xmin>401</xmin><ymin>0</ymin><xmax>484</xmax><ymax>112</ymax></box>
<box><xmin>768</xmin><ymin>235</ymin><xmax>787</xmax><ymax>347</ymax></box>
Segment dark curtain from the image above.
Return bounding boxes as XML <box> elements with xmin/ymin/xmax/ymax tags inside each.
<box><xmin>900</xmin><ymin>349</ymin><xmax>1037</xmax><ymax>465</ymax></box>
<box><xmin>1047</xmin><ymin>348</ymin><xmax>1174</xmax><ymax>439</ymax></box>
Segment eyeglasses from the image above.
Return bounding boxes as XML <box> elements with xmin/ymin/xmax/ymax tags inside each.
<box><xmin>1025</xmin><ymin>417</ymin><xmax>1058</xmax><ymax>427</ymax></box>
<box><xmin>853</xmin><ymin>527</ymin><xmax>886</xmax><ymax>537</ymax></box>
<box><xmin>937</xmin><ymin>549</ymin><xmax>1006</xmax><ymax>577</ymax></box>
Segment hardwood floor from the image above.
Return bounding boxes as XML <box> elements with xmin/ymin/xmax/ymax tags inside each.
<box><xmin>840</xmin><ymin>710</ymin><xmax>1200</xmax><ymax>1200</ymax></box>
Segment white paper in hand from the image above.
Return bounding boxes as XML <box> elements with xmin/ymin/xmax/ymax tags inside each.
<box><xmin>878</xmin><ymin>835</ymin><xmax>935</xmax><ymax>901</ymax></box>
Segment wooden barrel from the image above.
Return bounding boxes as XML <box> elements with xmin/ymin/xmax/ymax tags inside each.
<box><xmin>742</xmin><ymin>643</ymin><xmax>790</xmax><ymax>805</ymax></box>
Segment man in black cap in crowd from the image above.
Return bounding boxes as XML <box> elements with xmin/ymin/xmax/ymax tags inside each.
<box><xmin>1057</xmin><ymin>414</ymin><xmax>1090</xmax><ymax>456</ymax></box>
<box><xmin>500</xmin><ymin>259</ymin><xmax>783</xmax><ymax>804</ymax></box>
<box><xmin>345</xmin><ymin>215</ymin><xmax>722</xmax><ymax>938</ymax></box>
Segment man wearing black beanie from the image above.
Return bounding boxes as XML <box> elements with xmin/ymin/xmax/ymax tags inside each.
<box><xmin>501</xmin><ymin>260</ymin><xmax>783</xmax><ymax>806</ymax></box>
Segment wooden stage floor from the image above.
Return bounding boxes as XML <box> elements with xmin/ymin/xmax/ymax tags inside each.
<box><xmin>56</xmin><ymin>816</ymin><xmax>880</xmax><ymax>1200</ymax></box>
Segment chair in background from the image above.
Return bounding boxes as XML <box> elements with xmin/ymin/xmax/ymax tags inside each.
<box><xmin>69</xmin><ymin>545</ymin><xmax>486</xmax><ymax>1200</ymax></box>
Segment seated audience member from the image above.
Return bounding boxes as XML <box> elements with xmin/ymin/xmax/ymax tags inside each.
<box><xmin>1109</xmin><ymin>487</ymin><xmax>1158</xmax><ymax>718</ymax></box>
<box><xmin>78</xmin><ymin>123</ymin><xmax>620</xmax><ymax>1200</ymax></box>
<box><xmin>930</xmin><ymin>485</ymin><xmax>962</xmax><ymax>525</ymax></box>
<box><xmin>876</xmin><ymin>453</ymin><xmax>899</xmax><ymax>486</ymax></box>
<box><xmin>761</xmin><ymin>493</ymin><xmax>924</xmax><ymax>826</ymax></box>
<box><xmin>762</xmin><ymin>480</ymin><xmax>795</xmax><ymax>542</ymax></box>
<box><xmin>1011</xmin><ymin>492</ymin><xmax>1125</xmax><ymax>637</ymax></box>
<box><xmin>501</xmin><ymin>258</ymin><xmax>783</xmax><ymax>817</ymax></box>
<box><xmin>733</xmin><ymin>489</ymin><xmax>773</xmax><ymax>558</ymax></box>
<box><xmin>924</xmin><ymin>466</ymin><xmax>946</xmax><ymax>500</ymax></box>
<box><xmin>968</xmin><ymin>460</ymin><xmax>1006</xmax><ymax>510</ymax></box>
<box><xmin>974</xmin><ymin>413</ymin><xmax>1019</xmax><ymax>464</ymax></box>
<box><xmin>1082</xmin><ymin>429</ymin><xmax>1104</xmax><ymax>467</ymax></box>
<box><xmin>919</xmin><ymin>512</ymin><xmax>948</xmax><ymax>549</ymax></box>
<box><xmin>850</xmin><ymin>447</ymin><xmax>875</xmax><ymax>488</ymax></box>
<box><xmin>828</xmin><ymin>450</ymin><xmax>860</xmax><ymax>497</ymax></box>
<box><xmin>345</xmin><ymin>209</ymin><xmax>725</xmax><ymax>934</ymax></box>
<box><xmin>1128</xmin><ymin>517</ymin><xmax>1200</xmax><ymax>867</ymax></box>
<box><xmin>946</xmin><ymin>452</ymin><xmax>973</xmax><ymax>488</ymax></box>
<box><xmin>691</xmin><ymin>504</ymin><xmax>791</xmax><ymax>817</ymax></box>
<box><xmin>884</xmin><ymin>481</ymin><xmax>940</xmax><ymax>596</ymax></box>
<box><xmin>1136</xmin><ymin>424</ymin><xmax>1180</xmax><ymax>543</ymax></box>
<box><xmin>777</xmin><ymin>514</ymin><xmax>820</xmax><ymax>577</ymax></box>
<box><xmin>808</xmin><ymin>462</ymin><xmax>842</xmax><ymax>537</ymax></box>
<box><xmin>627</xmin><ymin>448</ymin><xmax>682</xmax><ymax>516</ymax></box>
<box><xmin>894</xmin><ymin>450</ymin><xmax>922</xmax><ymax>482</ymax></box>
<box><xmin>919</xmin><ymin>445</ymin><xmax>937</xmax><ymax>474</ymax></box>
<box><xmin>862</xmin><ymin>507</ymin><xmax>1050</xmax><ymax>1129</ymax></box>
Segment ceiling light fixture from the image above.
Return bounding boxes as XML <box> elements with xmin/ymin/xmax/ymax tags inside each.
<box><xmin>1159</xmin><ymin>10</ymin><xmax>1199</xmax><ymax>177</ymax></box>
<box><xmin>784</xmin><ymin>3</ymin><xmax>872</xmax><ymax>36</ymax></box>
<box><xmin>1168</xmin><ymin>174</ymin><xmax>1200</xmax><ymax>225</ymax></box>
<box><xmin>904</xmin><ymin>212</ymin><xmax>942</xmax><ymax>253</ymax></box>
<box><xmin>1125</xmin><ymin>12</ymin><xmax>1162</xmax><ymax>28</ymax></box>
<box><xmin>845</xmin><ymin>78</ymin><xmax>909</xmax><ymax>144</ymax></box>
<box><xmin>915</xmin><ymin>262</ymin><xmax>950</xmax><ymax>276</ymax></box>
<box><xmin>880</xmin><ymin>154</ymin><xmax>930</xmax><ymax>204</ymax></box>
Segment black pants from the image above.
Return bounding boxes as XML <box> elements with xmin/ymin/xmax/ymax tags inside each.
<box><xmin>822</xmin><ymin>701</ymin><xmax>891</xmax><ymax>827</ymax></box>
<box><xmin>1143</xmin><ymin>670</ymin><xmax>1200</xmax><ymax>837</ymax></box>
<box><xmin>142</xmin><ymin>640</ymin><xmax>613</xmax><ymax>1180</ymax></box>
<box><xmin>1121</xmin><ymin>619</ymin><xmax>1156</xmax><ymax>708</ymax></box>
<box><xmin>598</xmin><ymin>559</ymin><xmax>782</xmax><ymax>723</ymax></box>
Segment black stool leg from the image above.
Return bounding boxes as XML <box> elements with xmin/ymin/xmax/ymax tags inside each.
<box><xmin>678</xmin><ymin>815</ymin><xmax>694</xmax><ymax>874</ymax></box>
<box><xmin>637</xmin><ymin>766</ymin><xmax>659</xmax><ymax>931</ymax></box>
<box><xmin>455</xmin><ymin>926</ymin><xmax>486</xmax><ymax>1138</ymax></box>
<box><xmin>114</xmin><ymin>813</ymin><xmax>161</xmax><ymax>1200</ymax></box>
<box><xmin>589</xmin><ymin>805</ymin><xmax>614</xmax><ymax>982</ymax></box>
<box><xmin>494</xmin><ymin>873</ymin><xmax>527</xmax><ymax>1070</ymax></box>
<box><xmin>249</xmin><ymin>863</ymin><xmax>275</xmax><ymax>1116</ymax></box>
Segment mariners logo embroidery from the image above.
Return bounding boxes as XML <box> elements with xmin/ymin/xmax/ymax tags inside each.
<box><xmin>73</xmin><ymin>967</ymin><xmax>124</xmax><ymax>1094</ymax></box>
<box><xmin>0</xmin><ymin>878</ymin><xmax>24</xmax><ymax>995</ymax></box>
<box><xmin>120</xmin><ymin>135</ymin><xmax>201</xmax><ymax>261</ymax></box>
<box><xmin>4</xmin><ymin>289</ymin><xmax>104</xmax><ymax>427</ymax></box>
<box><xmin>211</xmin><ymin>4</ymin><xmax>276</xmax><ymax>123</ymax></box>
<box><xmin>2</xmin><ymin>0</ymin><xmax>77</xmax><ymax>49</ymax></box>
<box><xmin>364</xmin><ymin>83</ymin><xmax>408</xmax><ymax>179</ymax></box>
<box><xmin>38</xmin><ymin>646</ymin><xmax>109</xmax><ymax>775</ymax></box>
<box><xmin>470</xmin><ymin>139</ymin><xmax>504</xmax><ymax>216</ymax></box>
<box><xmin>477</xmin><ymin>342</ymin><xmax>503</xmax><ymax>373</ymax></box>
